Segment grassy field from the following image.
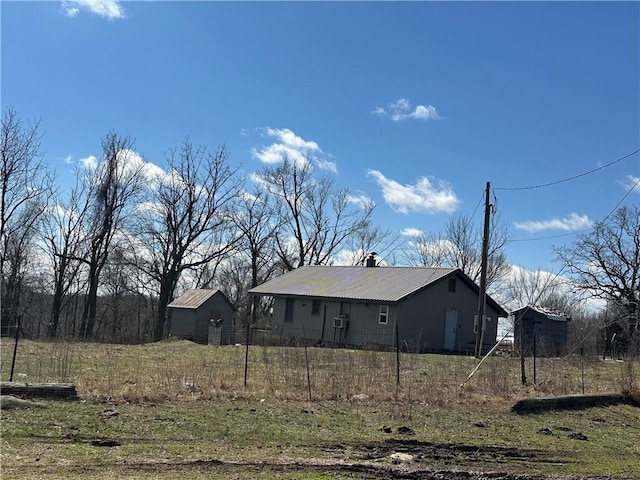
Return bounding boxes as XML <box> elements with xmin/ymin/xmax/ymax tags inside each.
<box><xmin>1</xmin><ymin>339</ymin><xmax>639</xmax><ymax>479</ymax></box>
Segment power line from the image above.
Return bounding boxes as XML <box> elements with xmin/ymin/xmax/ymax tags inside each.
<box><xmin>464</xmin><ymin>190</ymin><xmax>485</xmax><ymax>229</ymax></box>
<box><xmin>510</xmin><ymin>175</ymin><xmax>640</xmax><ymax>243</ymax></box>
<box><xmin>511</xmin><ymin>230</ymin><xmax>589</xmax><ymax>243</ymax></box>
<box><xmin>495</xmin><ymin>148</ymin><xmax>639</xmax><ymax>191</ymax></box>
<box><xmin>599</xmin><ymin>175</ymin><xmax>640</xmax><ymax>224</ymax></box>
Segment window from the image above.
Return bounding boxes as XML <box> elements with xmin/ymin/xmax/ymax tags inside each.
<box><xmin>311</xmin><ymin>300</ymin><xmax>320</xmax><ymax>315</ymax></box>
<box><xmin>379</xmin><ymin>305</ymin><xmax>389</xmax><ymax>324</ymax></box>
<box><xmin>448</xmin><ymin>278</ymin><xmax>456</xmax><ymax>293</ymax></box>
<box><xmin>284</xmin><ymin>298</ymin><xmax>294</xmax><ymax>323</ymax></box>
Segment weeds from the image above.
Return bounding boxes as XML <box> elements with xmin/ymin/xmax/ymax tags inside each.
<box><xmin>2</xmin><ymin>339</ymin><xmax>640</xmax><ymax>480</ymax></box>
<box><xmin>1</xmin><ymin>339</ymin><xmax>639</xmax><ymax>410</ymax></box>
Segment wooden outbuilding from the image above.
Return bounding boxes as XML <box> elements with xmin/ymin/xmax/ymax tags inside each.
<box><xmin>168</xmin><ymin>289</ymin><xmax>234</xmax><ymax>345</ymax></box>
<box><xmin>512</xmin><ymin>305</ymin><xmax>570</xmax><ymax>357</ymax></box>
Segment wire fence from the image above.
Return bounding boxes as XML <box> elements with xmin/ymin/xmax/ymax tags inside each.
<box><xmin>1</xmin><ymin>337</ymin><xmax>638</xmax><ymax>407</ymax></box>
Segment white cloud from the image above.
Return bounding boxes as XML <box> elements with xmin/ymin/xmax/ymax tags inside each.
<box><xmin>116</xmin><ymin>149</ymin><xmax>166</xmax><ymax>185</ymax></box>
<box><xmin>79</xmin><ymin>149</ymin><xmax>166</xmax><ymax>188</ymax></box>
<box><xmin>315</xmin><ymin>157</ymin><xmax>338</xmax><ymax>174</ymax></box>
<box><xmin>411</xmin><ymin>105</ymin><xmax>441</xmax><ymax>121</ymax></box>
<box><xmin>366</xmin><ymin>170</ymin><xmax>459</xmax><ymax>214</ymax></box>
<box><xmin>513</xmin><ymin>213</ymin><xmax>594</xmax><ymax>233</ymax></box>
<box><xmin>373</xmin><ymin>98</ymin><xmax>442</xmax><ymax>122</ymax></box>
<box><xmin>347</xmin><ymin>192</ymin><xmax>374</xmax><ymax>209</ymax></box>
<box><xmin>80</xmin><ymin>155</ymin><xmax>98</xmax><ymax>170</ymax></box>
<box><xmin>400</xmin><ymin>227</ymin><xmax>424</xmax><ymax>237</ymax></box>
<box><xmin>621</xmin><ymin>174</ymin><xmax>640</xmax><ymax>193</ymax></box>
<box><xmin>251</xmin><ymin>127</ymin><xmax>337</xmax><ymax>172</ymax></box>
<box><xmin>62</xmin><ymin>0</ymin><xmax>125</xmax><ymax>20</ymax></box>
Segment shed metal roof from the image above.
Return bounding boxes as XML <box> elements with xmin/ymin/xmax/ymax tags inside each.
<box><xmin>511</xmin><ymin>305</ymin><xmax>570</xmax><ymax>322</ymax></box>
<box><xmin>249</xmin><ymin>266</ymin><xmax>458</xmax><ymax>303</ymax></box>
<box><xmin>167</xmin><ymin>289</ymin><xmax>218</xmax><ymax>310</ymax></box>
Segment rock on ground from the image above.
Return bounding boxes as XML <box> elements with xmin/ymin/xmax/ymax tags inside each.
<box><xmin>0</xmin><ymin>395</ymin><xmax>45</xmax><ymax>409</ymax></box>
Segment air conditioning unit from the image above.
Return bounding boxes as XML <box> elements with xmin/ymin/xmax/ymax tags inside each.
<box><xmin>333</xmin><ymin>316</ymin><xmax>349</xmax><ymax>329</ymax></box>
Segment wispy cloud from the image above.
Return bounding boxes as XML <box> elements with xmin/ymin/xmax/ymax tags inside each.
<box><xmin>621</xmin><ymin>174</ymin><xmax>640</xmax><ymax>194</ymax></box>
<box><xmin>62</xmin><ymin>0</ymin><xmax>125</xmax><ymax>20</ymax></box>
<box><xmin>513</xmin><ymin>213</ymin><xmax>593</xmax><ymax>233</ymax></box>
<box><xmin>366</xmin><ymin>170</ymin><xmax>458</xmax><ymax>214</ymax></box>
<box><xmin>251</xmin><ymin>127</ymin><xmax>337</xmax><ymax>172</ymax></box>
<box><xmin>347</xmin><ymin>192</ymin><xmax>374</xmax><ymax>209</ymax></box>
<box><xmin>401</xmin><ymin>227</ymin><xmax>424</xmax><ymax>237</ymax></box>
<box><xmin>372</xmin><ymin>98</ymin><xmax>442</xmax><ymax>122</ymax></box>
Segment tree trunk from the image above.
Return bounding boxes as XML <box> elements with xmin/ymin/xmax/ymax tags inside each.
<box><xmin>47</xmin><ymin>289</ymin><xmax>63</xmax><ymax>338</ymax></box>
<box><xmin>80</xmin><ymin>275</ymin><xmax>99</xmax><ymax>339</ymax></box>
<box><xmin>154</xmin><ymin>282</ymin><xmax>172</xmax><ymax>341</ymax></box>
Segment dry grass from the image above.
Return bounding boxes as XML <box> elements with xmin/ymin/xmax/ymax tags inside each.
<box><xmin>2</xmin><ymin>339</ymin><xmax>640</xmax><ymax>479</ymax></box>
<box><xmin>2</xmin><ymin>338</ymin><xmax>637</xmax><ymax>411</ymax></box>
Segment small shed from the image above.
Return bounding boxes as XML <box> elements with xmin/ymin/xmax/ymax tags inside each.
<box><xmin>168</xmin><ymin>289</ymin><xmax>234</xmax><ymax>345</ymax></box>
<box><xmin>512</xmin><ymin>305</ymin><xmax>570</xmax><ymax>357</ymax></box>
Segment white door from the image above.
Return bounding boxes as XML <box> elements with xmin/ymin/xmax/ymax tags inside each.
<box><xmin>443</xmin><ymin>309</ymin><xmax>458</xmax><ymax>350</ymax></box>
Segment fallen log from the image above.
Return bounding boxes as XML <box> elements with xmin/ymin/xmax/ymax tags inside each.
<box><xmin>0</xmin><ymin>382</ymin><xmax>78</xmax><ymax>400</ymax></box>
<box><xmin>512</xmin><ymin>393</ymin><xmax>638</xmax><ymax>414</ymax></box>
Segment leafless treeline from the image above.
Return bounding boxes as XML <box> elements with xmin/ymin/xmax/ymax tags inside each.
<box><xmin>0</xmin><ymin>109</ymin><xmax>390</xmax><ymax>343</ymax></box>
<box><xmin>1</xmin><ymin>108</ymin><xmax>637</xmax><ymax>353</ymax></box>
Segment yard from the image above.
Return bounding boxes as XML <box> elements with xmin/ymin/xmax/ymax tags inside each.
<box><xmin>1</xmin><ymin>339</ymin><xmax>639</xmax><ymax>479</ymax></box>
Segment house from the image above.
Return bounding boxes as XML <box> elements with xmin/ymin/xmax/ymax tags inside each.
<box><xmin>511</xmin><ymin>305</ymin><xmax>570</xmax><ymax>357</ymax></box>
<box><xmin>248</xmin><ymin>263</ymin><xmax>508</xmax><ymax>354</ymax></box>
<box><xmin>167</xmin><ymin>289</ymin><xmax>234</xmax><ymax>345</ymax></box>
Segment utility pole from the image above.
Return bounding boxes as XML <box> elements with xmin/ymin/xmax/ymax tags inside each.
<box><xmin>475</xmin><ymin>181</ymin><xmax>491</xmax><ymax>358</ymax></box>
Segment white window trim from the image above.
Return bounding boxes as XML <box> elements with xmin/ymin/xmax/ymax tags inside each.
<box><xmin>379</xmin><ymin>305</ymin><xmax>389</xmax><ymax>324</ymax></box>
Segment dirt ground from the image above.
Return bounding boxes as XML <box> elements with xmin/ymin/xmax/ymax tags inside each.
<box><xmin>112</xmin><ymin>439</ymin><xmax>619</xmax><ymax>480</ymax></box>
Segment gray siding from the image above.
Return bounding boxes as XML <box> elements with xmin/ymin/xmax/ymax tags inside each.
<box><xmin>169</xmin><ymin>292</ymin><xmax>234</xmax><ymax>344</ymax></box>
<box><xmin>271</xmin><ymin>297</ymin><xmax>397</xmax><ymax>348</ymax></box>
<box><xmin>397</xmin><ymin>276</ymin><xmax>499</xmax><ymax>353</ymax></box>
<box><xmin>170</xmin><ymin>309</ymin><xmax>197</xmax><ymax>339</ymax></box>
<box><xmin>269</xmin><ymin>273</ymin><xmax>501</xmax><ymax>354</ymax></box>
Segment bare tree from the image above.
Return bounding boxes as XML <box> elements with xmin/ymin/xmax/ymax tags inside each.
<box><xmin>404</xmin><ymin>212</ymin><xmax>510</xmax><ymax>289</ymax></box>
<box><xmin>230</xmin><ymin>187</ymin><xmax>282</xmax><ymax>325</ymax></box>
<box><xmin>78</xmin><ymin>133</ymin><xmax>145</xmax><ymax>339</ymax></box>
<box><xmin>257</xmin><ymin>158</ymin><xmax>375</xmax><ymax>270</ymax></box>
<box><xmin>0</xmin><ymin>107</ymin><xmax>51</xmax><ymax>336</ymax></box>
<box><xmin>342</xmin><ymin>224</ymin><xmax>401</xmax><ymax>266</ymax></box>
<box><xmin>101</xmin><ymin>244</ymin><xmax>139</xmax><ymax>343</ymax></box>
<box><xmin>554</xmin><ymin>205</ymin><xmax>640</xmax><ymax>355</ymax></box>
<box><xmin>445</xmin><ymin>212</ymin><xmax>510</xmax><ymax>287</ymax></box>
<box><xmin>40</xmin><ymin>178</ymin><xmax>89</xmax><ymax>338</ymax></box>
<box><xmin>132</xmin><ymin>140</ymin><xmax>242</xmax><ymax>341</ymax></box>
<box><xmin>502</xmin><ymin>266</ymin><xmax>564</xmax><ymax>311</ymax></box>
<box><xmin>404</xmin><ymin>231</ymin><xmax>453</xmax><ymax>268</ymax></box>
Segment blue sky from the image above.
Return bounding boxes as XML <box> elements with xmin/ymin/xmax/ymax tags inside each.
<box><xmin>2</xmin><ymin>1</ymin><xmax>639</xmax><ymax>274</ymax></box>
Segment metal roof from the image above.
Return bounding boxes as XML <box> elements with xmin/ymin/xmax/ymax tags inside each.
<box><xmin>249</xmin><ymin>266</ymin><xmax>458</xmax><ymax>303</ymax></box>
<box><xmin>511</xmin><ymin>305</ymin><xmax>570</xmax><ymax>322</ymax></box>
<box><xmin>167</xmin><ymin>289</ymin><xmax>218</xmax><ymax>310</ymax></box>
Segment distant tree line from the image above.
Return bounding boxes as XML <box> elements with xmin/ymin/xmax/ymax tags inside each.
<box><xmin>1</xmin><ymin>108</ymin><xmax>638</xmax><ymax>355</ymax></box>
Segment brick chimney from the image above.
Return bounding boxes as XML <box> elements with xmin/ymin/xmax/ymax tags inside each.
<box><xmin>365</xmin><ymin>252</ymin><xmax>377</xmax><ymax>267</ymax></box>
